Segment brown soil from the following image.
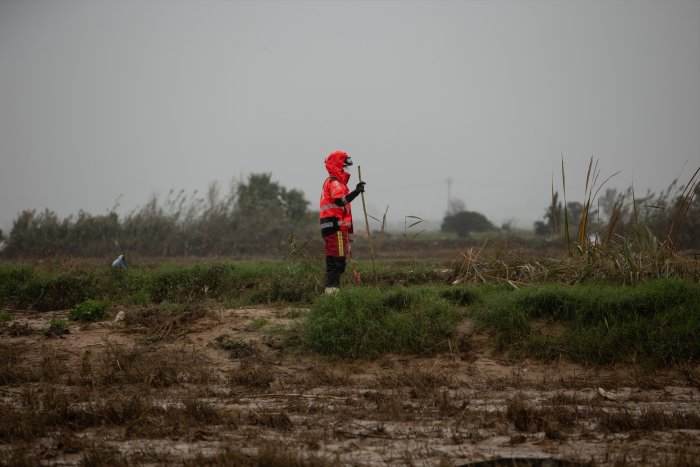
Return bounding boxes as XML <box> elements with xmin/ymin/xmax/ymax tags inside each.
<box><xmin>1</xmin><ymin>307</ymin><xmax>699</xmax><ymax>466</ymax></box>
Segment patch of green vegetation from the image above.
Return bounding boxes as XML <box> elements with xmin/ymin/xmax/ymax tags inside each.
<box><xmin>0</xmin><ymin>265</ymin><xmax>31</xmax><ymax>304</ymax></box>
<box><xmin>147</xmin><ymin>263</ymin><xmax>238</xmax><ymax>303</ymax></box>
<box><xmin>47</xmin><ymin>319</ymin><xmax>68</xmax><ymax>331</ymax></box>
<box><xmin>250</xmin><ymin>317</ymin><xmax>268</xmax><ymax>329</ymax></box>
<box><xmin>243</xmin><ymin>263</ymin><xmax>319</xmax><ymax>305</ymax></box>
<box><xmin>370</xmin><ymin>261</ymin><xmax>453</xmax><ymax>286</ymax></box>
<box><xmin>471</xmin><ymin>278</ymin><xmax>700</xmax><ymax>366</ymax></box>
<box><xmin>11</xmin><ymin>270</ymin><xmax>95</xmax><ymax>311</ymax></box>
<box><xmin>100</xmin><ymin>268</ymin><xmax>151</xmax><ymax>305</ymax></box>
<box><xmin>0</xmin><ymin>311</ymin><xmax>12</xmax><ymax>322</ymax></box>
<box><xmin>3</xmin><ymin>259</ymin><xmax>698</xmax><ymax>368</ymax></box>
<box><xmin>438</xmin><ymin>285</ymin><xmax>480</xmax><ymax>306</ymax></box>
<box><xmin>275</xmin><ymin>309</ymin><xmax>306</xmax><ymax>319</ymax></box>
<box><xmin>0</xmin><ymin>261</ymin><xmax>324</xmax><ymax>310</ymax></box>
<box><xmin>303</xmin><ymin>286</ymin><xmax>460</xmax><ymax>359</ymax></box>
<box><xmin>159</xmin><ymin>301</ymin><xmax>189</xmax><ymax>314</ymax></box>
<box><xmin>68</xmin><ymin>300</ymin><xmax>109</xmax><ymax>322</ymax></box>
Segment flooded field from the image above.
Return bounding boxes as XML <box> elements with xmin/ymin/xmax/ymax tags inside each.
<box><xmin>1</xmin><ymin>306</ymin><xmax>699</xmax><ymax>466</ymax></box>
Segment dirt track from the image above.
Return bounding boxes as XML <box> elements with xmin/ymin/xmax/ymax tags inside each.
<box><xmin>1</xmin><ymin>306</ymin><xmax>699</xmax><ymax>466</ymax></box>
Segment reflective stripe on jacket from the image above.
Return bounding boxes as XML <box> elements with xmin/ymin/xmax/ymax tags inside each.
<box><xmin>320</xmin><ymin>177</ymin><xmax>353</xmax><ymax>233</ymax></box>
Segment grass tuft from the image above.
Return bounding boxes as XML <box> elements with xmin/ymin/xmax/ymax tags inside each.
<box><xmin>68</xmin><ymin>299</ymin><xmax>109</xmax><ymax>322</ymax></box>
<box><xmin>303</xmin><ymin>286</ymin><xmax>460</xmax><ymax>359</ymax></box>
<box><xmin>216</xmin><ymin>334</ymin><xmax>256</xmax><ymax>358</ymax></box>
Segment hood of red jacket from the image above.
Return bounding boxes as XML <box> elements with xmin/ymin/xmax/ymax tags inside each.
<box><xmin>325</xmin><ymin>151</ymin><xmax>351</xmax><ymax>185</ymax></box>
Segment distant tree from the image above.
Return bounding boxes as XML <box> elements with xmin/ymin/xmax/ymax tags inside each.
<box><xmin>280</xmin><ymin>187</ymin><xmax>310</xmax><ymax>221</ymax></box>
<box><xmin>4</xmin><ymin>209</ymin><xmax>68</xmax><ymax>256</ymax></box>
<box><xmin>232</xmin><ymin>173</ymin><xmax>311</xmax><ymax>252</ymax></box>
<box><xmin>533</xmin><ymin>191</ymin><xmax>589</xmax><ymax>238</ymax></box>
<box><xmin>534</xmin><ymin>191</ymin><xmax>563</xmax><ymax>236</ymax></box>
<box><xmin>566</xmin><ymin>201</ymin><xmax>584</xmax><ymax>228</ymax></box>
<box><xmin>441</xmin><ymin>210</ymin><xmax>495</xmax><ymax>238</ymax></box>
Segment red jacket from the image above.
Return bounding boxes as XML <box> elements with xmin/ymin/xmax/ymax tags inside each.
<box><xmin>320</xmin><ymin>151</ymin><xmax>353</xmax><ymax>234</ymax></box>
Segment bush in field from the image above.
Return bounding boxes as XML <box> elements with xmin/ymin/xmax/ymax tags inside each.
<box><xmin>441</xmin><ymin>210</ymin><xmax>496</xmax><ymax>238</ymax></box>
<box><xmin>471</xmin><ymin>279</ymin><xmax>700</xmax><ymax>366</ymax></box>
<box><xmin>147</xmin><ymin>263</ymin><xmax>239</xmax><ymax>303</ymax></box>
<box><xmin>69</xmin><ymin>300</ymin><xmax>109</xmax><ymax>322</ymax></box>
<box><xmin>14</xmin><ymin>271</ymin><xmax>95</xmax><ymax>312</ymax></box>
<box><xmin>304</xmin><ymin>286</ymin><xmax>460</xmax><ymax>359</ymax></box>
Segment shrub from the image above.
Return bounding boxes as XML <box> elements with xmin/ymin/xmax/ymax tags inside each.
<box><xmin>69</xmin><ymin>300</ymin><xmax>109</xmax><ymax>322</ymax></box>
<box><xmin>471</xmin><ymin>279</ymin><xmax>700</xmax><ymax>366</ymax></box>
<box><xmin>304</xmin><ymin>286</ymin><xmax>460</xmax><ymax>359</ymax></box>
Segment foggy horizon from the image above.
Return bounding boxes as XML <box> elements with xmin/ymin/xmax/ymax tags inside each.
<box><xmin>2</xmin><ymin>0</ymin><xmax>699</xmax><ymax>237</ymax></box>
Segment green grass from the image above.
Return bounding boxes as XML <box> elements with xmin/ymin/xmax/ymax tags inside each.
<box><xmin>470</xmin><ymin>278</ymin><xmax>700</xmax><ymax>366</ymax></box>
<box><xmin>0</xmin><ymin>260</ymin><xmax>454</xmax><ymax>311</ymax></box>
<box><xmin>303</xmin><ymin>286</ymin><xmax>461</xmax><ymax>359</ymax></box>
<box><xmin>250</xmin><ymin>317</ymin><xmax>268</xmax><ymax>329</ymax></box>
<box><xmin>0</xmin><ymin>261</ymin><xmax>318</xmax><ymax>310</ymax></box>
<box><xmin>0</xmin><ymin>267</ymin><xmax>96</xmax><ymax>311</ymax></box>
<box><xmin>2</xmin><ymin>260</ymin><xmax>698</xmax><ymax>367</ymax></box>
<box><xmin>46</xmin><ymin>319</ymin><xmax>68</xmax><ymax>331</ymax></box>
<box><xmin>0</xmin><ymin>311</ymin><xmax>12</xmax><ymax>322</ymax></box>
<box><xmin>68</xmin><ymin>300</ymin><xmax>109</xmax><ymax>322</ymax></box>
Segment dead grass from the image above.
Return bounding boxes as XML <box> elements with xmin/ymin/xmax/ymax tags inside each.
<box><xmin>361</xmin><ymin>389</ymin><xmax>417</xmax><ymax>422</ymax></box>
<box><xmin>41</xmin><ymin>344</ymin><xmax>68</xmax><ymax>383</ymax></box>
<box><xmin>228</xmin><ymin>363</ymin><xmax>276</xmax><ymax>389</ymax></box>
<box><xmin>183</xmin><ymin>443</ymin><xmax>334</xmax><ymax>467</ymax></box>
<box><xmin>122</xmin><ymin>306</ymin><xmax>208</xmax><ymax>341</ymax></box>
<box><xmin>248</xmin><ymin>411</ymin><xmax>294</xmax><ymax>430</ymax></box>
<box><xmin>305</xmin><ymin>362</ymin><xmax>353</xmax><ymax>387</ymax></box>
<box><xmin>2</xmin><ymin>319</ymin><xmax>33</xmax><ymax>336</ymax></box>
<box><xmin>373</xmin><ymin>365</ymin><xmax>455</xmax><ymax>399</ymax></box>
<box><xmin>0</xmin><ymin>446</ymin><xmax>44</xmax><ymax>467</ymax></box>
<box><xmin>88</xmin><ymin>340</ymin><xmax>216</xmax><ymax>387</ymax></box>
<box><xmin>181</xmin><ymin>397</ymin><xmax>232</xmax><ymax>425</ymax></box>
<box><xmin>78</xmin><ymin>440</ymin><xmax>130</xmax><ymax>467</ymax></box>
<box><xmin>678</xmin><ymin>361</ymin><xmax>700</xmax><ymax>388</ymax></box>
<box><xmin>597</xmin><ymin>407</ymin><xmax>700</xmax><ymax>433</ymax></box>
<box><xmin>215</xmin><ymin>333</ymin><xmax>257</xmax><ymax>358</ymax></box>
<box><xmin>1</xmin><ymin>382</ymin><xmax>241</xmax><ymax>443</ymax></box>
<box><xmin>505</xmin><ymin>394</ymin><xmax>579</xmax><ymax>440</ymax></box>
<box><xmin>0</xmin><ymin>342</ymin><xmax>33</xmax><ymax>384</ymax></box>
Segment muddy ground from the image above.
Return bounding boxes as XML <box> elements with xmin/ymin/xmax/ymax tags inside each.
<box><xmin>1</xmin><ymin>306</ymin><xmax>699</xmax><ymax>466</ymax></box>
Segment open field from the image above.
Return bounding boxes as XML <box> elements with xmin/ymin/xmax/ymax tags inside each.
<box><xmin>1</xmin><ymin>257</ymin><xmax>699</xmax><ymax>466</ymax></box>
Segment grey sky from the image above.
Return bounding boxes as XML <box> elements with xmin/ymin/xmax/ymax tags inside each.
<box><xmin>1</xmin><ymin>0</ymin><xmax>699</xmax><ymax>235</ymax></box>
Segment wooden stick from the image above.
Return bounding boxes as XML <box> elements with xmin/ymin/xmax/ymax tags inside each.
<box><xmin>358</xmin><ymin>166</ymin><xmax>377</xmax><ymax>283</ymax></box>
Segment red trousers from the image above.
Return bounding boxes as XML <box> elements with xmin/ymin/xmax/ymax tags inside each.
<box><xmin>323</xmin><ymin>230</ymin><xmax>350</xmax><ymax>257</ymax></box>
<box><xmin>324</xmin><ymin>230</ymin><xmax>350</xmax><ymax>288</ymax></box>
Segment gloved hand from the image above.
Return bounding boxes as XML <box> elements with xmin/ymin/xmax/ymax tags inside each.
<box><xmin>355</xmin><ymin>182</ymin><xmax>366</xmax><ymax>193</ymax></box>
